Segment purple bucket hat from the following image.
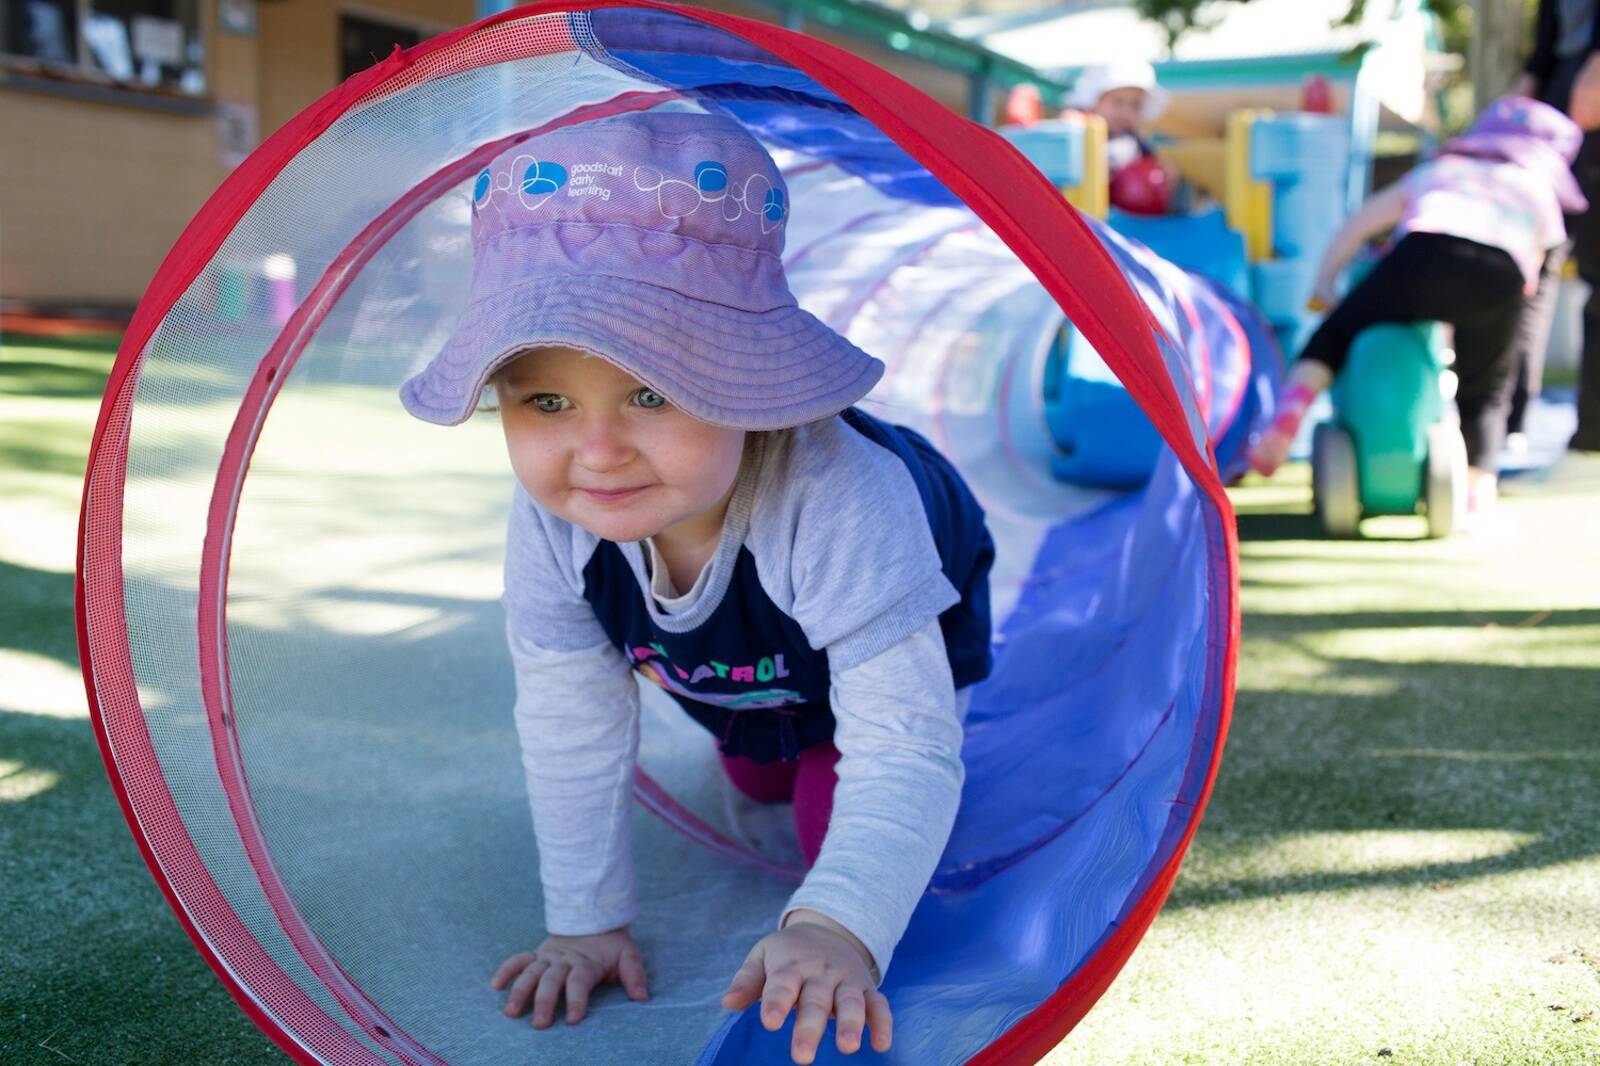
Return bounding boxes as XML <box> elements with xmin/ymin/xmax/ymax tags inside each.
<box><xmin>400</xmin><ymin>109</ymin><xmax>884</xmax><ymax>429</ymax></box>
<box><xmin>1439</xmin><ymin>95</ymin><xmax>1589</xmax><ymax>214</ymax></box>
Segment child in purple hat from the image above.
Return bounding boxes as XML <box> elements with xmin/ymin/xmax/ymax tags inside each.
<box><xmin>1250</xmin><ymin>95</ymin><xmax>1586</xmax><ymax>515</ymax></box>
<box><xmin>402</xmin><ymin>108</ymin><xmax>993</xmax><ymax>1062</ymax></box>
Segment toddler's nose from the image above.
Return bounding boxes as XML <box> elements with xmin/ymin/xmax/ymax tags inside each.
<box><xmin>574</xmin><ymin>415</ymin><xmax>635</xmax><ymax>473</ymax></box>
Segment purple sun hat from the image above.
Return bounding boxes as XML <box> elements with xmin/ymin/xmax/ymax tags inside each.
<box><xmin>400</xmin><ymin>109</ymin><xmax>884</xmax><ymax>429</ymax></box>
<box><xmin>1439</xmin><ymin>95</ymin><xmax>1589</xmax><ymax>213</ymax></box>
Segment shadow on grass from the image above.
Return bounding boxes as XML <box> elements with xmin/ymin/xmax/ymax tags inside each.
<box><xmin>1170</xmin><ymin>651</ymin><xmax>1600</xmax><ymax>912</ymax></box>
<box><xmin>0</xmin><ymin>706</ymin><xmax>284</xmax><ymax>1065</ymax></box>
<box><xmin>0</xmin><ymin>558</ymin><xmax>78</xmax><ymax>668</ymax></box>
<box><xmin>1243</xmin><ymin>606</ymin><xmax>1600</xmax><ymax>635</ymax></box>
<box><xmin>0</xmin><ymin>354</ymin><xmax>116</xmax><ymax>401</ymax></box>
<box><xmin>0</xmin><ymin>435</ymin><xmax>91</xmax><ymax>480</ymax></box>
<box><xmin>1234</xmin><ymin>508</ymin><xmax>1438</xmax><ymax>543</ymax></box>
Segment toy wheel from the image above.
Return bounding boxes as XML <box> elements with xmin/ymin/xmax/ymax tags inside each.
<box><xmin>1423</xmin><ymin>421</ymin><xmax>1468</xmax><ymax>538</ymax></box>
<box><xmin>1312</xmin><ymin>422</ymin><xmax>1362</xmax><ymax>537</ymax></box>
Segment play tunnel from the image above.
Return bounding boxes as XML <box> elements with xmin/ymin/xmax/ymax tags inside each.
<box><xmin>75</xmin><ymin>3</ymin><xmax>1244</xmax><ymax>1062</ymax></box>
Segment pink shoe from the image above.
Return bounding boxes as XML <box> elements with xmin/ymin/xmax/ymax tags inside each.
<box><xmin>1467</xmin><ymin>472</ymin><xmax>1498</xmax><ymax>515</ymax></box>
<box><xmin>1251</xmin><ymin>382</ymin><xmax>1319</xmax><ymax>477</ymax></box>
<box><xmin>1249</xmin><ymin>428</ymin><xmax>1294</xmax><ymax>476</ymax></box>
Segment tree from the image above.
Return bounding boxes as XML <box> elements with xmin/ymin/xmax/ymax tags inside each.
<box><xmin>1133</xmin><ymin>0</ymin><xmax>1467</xmax><ymax>49</ymax></box>
<box><xmin>1133</xmin><ymin>0</ymin><xmax>1526</xmax><ymax>115</ymax></box>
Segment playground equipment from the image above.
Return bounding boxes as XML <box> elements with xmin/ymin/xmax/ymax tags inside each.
<box><xmin>1040</xmin><ymin>216</ymin><xmax>1280</xmax><ymax>488</ymax></box>
<box><xmin>1109</xmin><ymin>154</ymin><xmax>1173</xmax><ymax>215</ymax></box>
<box><xmin>1311</xmin><ymin>322</ymin><xmax>1467</xmax><ymax>538</ymax></box>
<box><xmin>996</xmin><ymin>4</ymin><xmax>1461</xmax><ymax>524</ymax></box>
<box><xmin>76</xmin><ymin>4</ymin><xmax>1241</xmax><ymax>1063</ymax></box>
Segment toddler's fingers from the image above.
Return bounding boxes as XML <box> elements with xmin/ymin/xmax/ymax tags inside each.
<box><xmin>759</xmin><ymin>970</ymin><xmax>804</xmax><ymax>1032</ymax></box>
<box><xmin>491</xmin><ymin>952</ymin><xmax>535</xmax><ymax>990</ymax></box>
<box><xmin>789</xmin><ymin>981</ymin><xmax>837</xmax><ymax>1065</ymax></box>
<box><xmin>865</xmin><ymin>989</ymin><xmax>893</xmax><ymax>1052</ymax></box>
<box><xmin>531</xmin><ymin>960</ymin><xmax>571</xmax><ymax>1029</ymax></box>
<box><xmin>833</xmin><ymin>987</ymin><xmax>867</xmax><ymax>1054</ymax></box>
<box><xmin>619</xmin><ymin>944</ymin><xmax>650</xmax><ymax>1001</ymax></box>
<box><xmin>721</xmin><ymin>949</ymin><xmax>766</xmax><ymax>1011</ymax></box>
<box><xmin>564</xmin><ymin>959</ymin><xmax>601</xmax><ymax>1024</ymax></box>
<box><xmin>504</xmin><ymin>958</ymin><xmax>549</xmax><ymax>1017</ymax></box>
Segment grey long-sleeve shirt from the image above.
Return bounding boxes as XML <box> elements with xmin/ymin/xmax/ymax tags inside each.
<box><xmin>503</xmin><ymin>419</ymin><xmax>983</xmax><ymax>978</ymax></box>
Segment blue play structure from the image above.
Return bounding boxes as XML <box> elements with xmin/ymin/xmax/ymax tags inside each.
<box><xmin>990</xmin><ymin>0</ymin><xmax>1470</xmax><ymax>523</ymax></box>
<box><xmin>1005</xmin><ymin>110</ymin><xmax>1350</xmax><ymax>490</ymax></box>
<box><xmin>1009</xmin><ymin>101</ymin><xmax>1469</xmax><ymax>536</ymax></box>
<box><xmin>1245</xmin><ymin>114</ymin><xmax>1351</xmax><ymax>357</ymax></box>
<box><xmin>1042</xmin><ymin>214</ymin><xmax>1280</xmax><ymax>488</ymax></box>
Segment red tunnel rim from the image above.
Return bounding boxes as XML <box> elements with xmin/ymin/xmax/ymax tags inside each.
<box><xmin>73</xmin><ymin>3</ymin><xmax>1243</xmax><ymax>1063</ymax></box>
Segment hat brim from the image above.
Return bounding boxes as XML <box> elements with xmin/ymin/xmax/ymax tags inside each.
<box><xmin>400</xmin><ymin>275</ymin><xmax>885</xmax><ymax>430</ymax></box>
<box><xmin>1067</xmin><ymin>76</ymin><xmax>1169</xmax><ymax>123</ymax></box>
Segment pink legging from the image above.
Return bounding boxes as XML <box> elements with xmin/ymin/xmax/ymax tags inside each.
<box><xmin>719</xmin><ymin>743</ymin><xmax>840</xmax><ymax>866</ymax></box>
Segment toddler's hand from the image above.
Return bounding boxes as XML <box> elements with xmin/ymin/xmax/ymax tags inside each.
<box><xmin>491</xmin><ymin>927</ymin><xmax>648</xmax><ymax>1029</ymax></box>
<box><xmin>722</xmin><ymin>911</ymin><xmax>891</xmax><ymax>1065</ymax></box>
<box><xmin>1307</xmin><ymin>284</ymin><xmax>1337</xmax><ymax>313</ymax></box>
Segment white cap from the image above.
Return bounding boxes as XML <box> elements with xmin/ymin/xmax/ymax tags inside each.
<box><xmin>1068</xmin><ymin>60</ymin><xmax>1170</xmax><ymax>122</ymax></box>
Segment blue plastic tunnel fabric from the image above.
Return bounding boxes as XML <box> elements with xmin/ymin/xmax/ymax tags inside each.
<box><xmin>74</xmin><ymin>4</ymin><xmax>1243</xmax><ymax>1064</ymax></box>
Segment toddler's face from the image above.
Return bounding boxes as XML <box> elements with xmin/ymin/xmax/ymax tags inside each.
<box><xmin>1093</xmin><ymin>87</ymin><xmax>1148</xmax><ymax>138</ymax></box>
<box><xmin>494</xmin><ymin>346</ymin><xmax>746</xmax><ymax>544</ymax></box>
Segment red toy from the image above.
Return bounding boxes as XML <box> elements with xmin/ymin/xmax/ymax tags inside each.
<box><xmin>1109</xmin><ymin>155</ymin><xmax>1172</xmax><ymax>215</ymax></box>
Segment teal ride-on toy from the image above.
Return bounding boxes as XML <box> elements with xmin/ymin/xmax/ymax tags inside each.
<box><xmin>1309</xmin><ymin>321</ymin><xmax>1468</xmax><ymax>538</ymax></box>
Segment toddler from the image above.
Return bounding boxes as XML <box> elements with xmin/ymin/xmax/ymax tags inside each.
<box><xmin>400</xmin><ymin>109</ymin><xmax>994</xmax><ymax>1065</ymax></box>
<box><xmin>1070</xmin><ymin>59</ymin><xmax>1180</xmax><ymax>213</ymax></box>
<box><xmin>1250</xmin><ymin>96</ymin><xmax>1586</xmax><ymax>513</ymax></box>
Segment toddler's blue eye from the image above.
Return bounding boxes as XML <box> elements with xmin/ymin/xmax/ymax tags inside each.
<box><xmin>530</xmin><ymin>394</ymin><xmax>569</xmax><ymax>413</ymax></box>
<box><xmin>634</xmin><ymin>388</ymin><xmax>667</xmax><ymax>409</ymax></box>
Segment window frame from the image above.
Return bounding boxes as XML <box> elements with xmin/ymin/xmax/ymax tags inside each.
<box><xmin>336</xmin><ymin>3</ymin><xmax>452</xmax><ymax>81</ymax></box>
<box><xmin>0</xmin><ymin>0</ymin><xmax>210</xmax><ymax>106</ymax></box>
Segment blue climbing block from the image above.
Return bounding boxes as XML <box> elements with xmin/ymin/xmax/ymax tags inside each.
<box><xmin>1107</xmin><ymin>205</ymin><xmax>1251</xmax><ymax>301</ymax></box>
<box><xmin>999</xmin><ymin>120</ymin><xmax>1087</xmax><ymax>188</ymax></box>
<box><xmin>1044</xmin><ymin>325</ymin><xmax>1166</xmax><ymax>489</ymax></box>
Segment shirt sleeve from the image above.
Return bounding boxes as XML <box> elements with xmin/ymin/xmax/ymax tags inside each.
<box><xmin>780</xmin><ymin>618</ymin><xmax>966</xmax><ymax>981</ymax></box>
<box><xmin>767</xmin><ymin>426</ymin><xmax>960</xmax><ymax>674</ymax></box>
<box><xmin>507</xmin><ymin>623</ymin><xmax>641</xmax><ymax>935</ymax></box>
<box><xmin>503</xmin><ymin>488</ymin><xmax>610</xmax><ymax>651</ymax></box>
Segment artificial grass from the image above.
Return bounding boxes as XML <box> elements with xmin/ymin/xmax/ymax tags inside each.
<box><xmin>2</xmin><ymin>336</ymin><xmax>1597</xmax><ymax>1065</ymax></box>
<box><xmin>1057</xmin><ymin>471</ymin><xmax>1600</xmax><ymax>1065</ymax></box>
<box><xmin>1</xmin><ymin>335</ymin><xmax>286</xmax><ymax>1065</ymax></box>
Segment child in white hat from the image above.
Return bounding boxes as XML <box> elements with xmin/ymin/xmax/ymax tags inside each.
<box><xmin>1069</xmin><ymin>59</ymin><xmax>1177</xmax><ymax>187</ymax></box>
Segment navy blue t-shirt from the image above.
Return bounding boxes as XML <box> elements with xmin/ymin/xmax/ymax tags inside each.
<box><xmin>505</xmin><ymin>409</ymin><xmax>994</xmax><ymax>763</ymax></box>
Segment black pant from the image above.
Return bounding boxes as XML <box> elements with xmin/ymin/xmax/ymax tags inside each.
<box><xmin>1299</xmin><ymin>231</ymin><xmax>1526</xmax><ymax>468</ymax></box>
<box><xmin>1508</xmin><ymin>242</ymin><xmax>1566</xmax><ymax>434</ymax></box>
<box><xmin>1528</xmin><ymin>56</ymin><xmax>1600</xmax><ymax>450</ymax></box>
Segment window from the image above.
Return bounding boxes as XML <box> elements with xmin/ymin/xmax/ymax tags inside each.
<box><xmin>339</xmin><ymin>12</ymin><xmax>419</xmax><ymax>82</ymax></box>
<box><xmin>1</xmin><ymin>0</ymin><xmax>205</xmax><ymax>96</ymax></box>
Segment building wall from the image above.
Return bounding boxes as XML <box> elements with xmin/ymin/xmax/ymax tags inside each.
<box><xmin>0</xmin><ymin>84</ymin><xmax>228</xmax><ymax>309</ymax></box>
<box><xmin>256</xmin><ymin>0</ymin><xmax>469</xmax><ymax>145</ymax></box>
<box><xmin>0</xmin><ymin>0</ymin><xmax>471</xmax><ymax>310</ymax></box>
<box><xmin>1</xmin><ymin>0</ymin><xmax>979</xmax><ymax>310</ymax></box>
